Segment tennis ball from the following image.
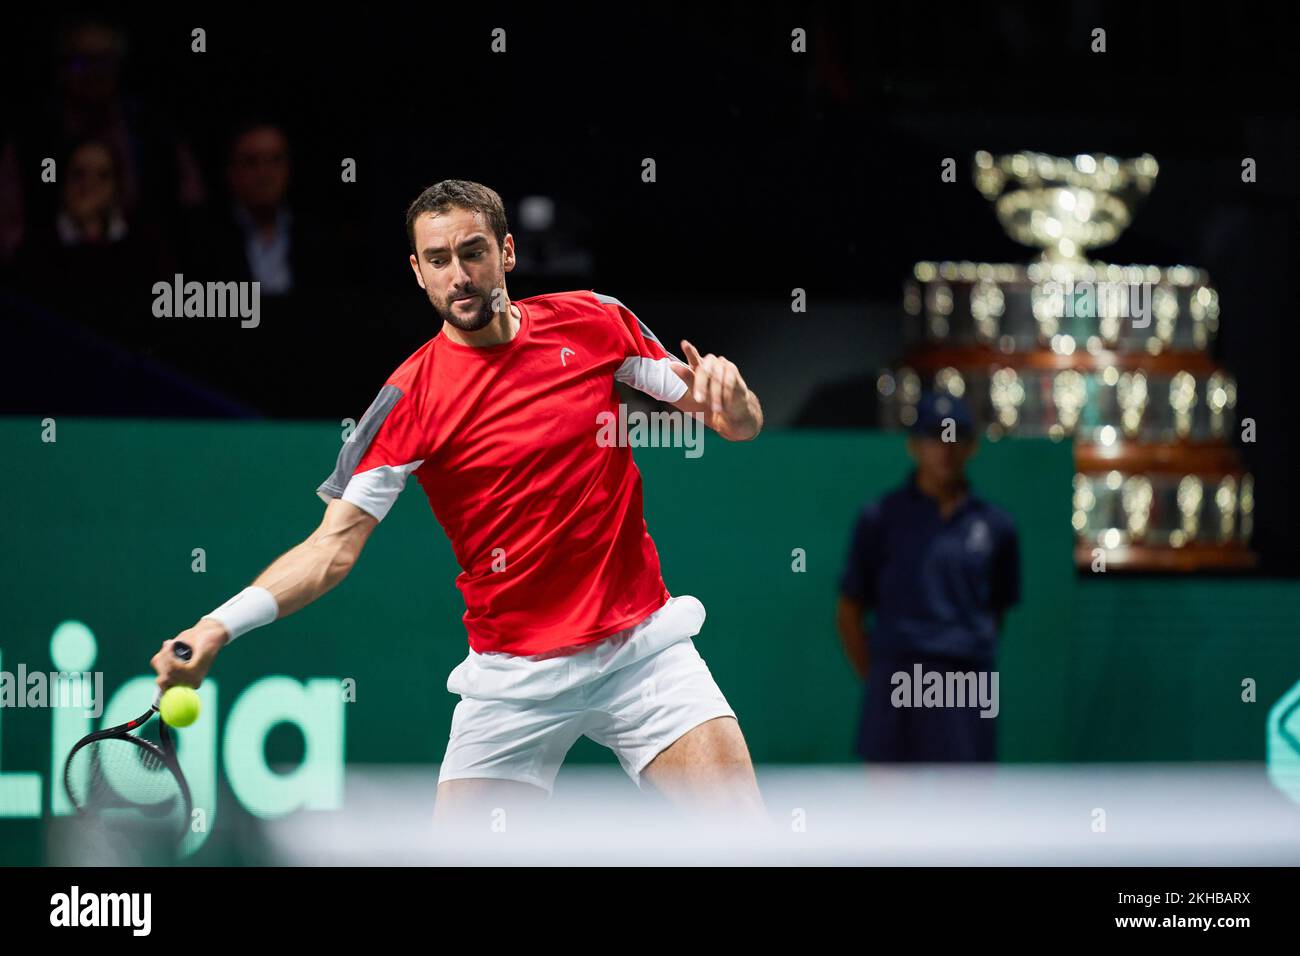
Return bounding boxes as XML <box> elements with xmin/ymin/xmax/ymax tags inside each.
<box><xmin>160</xmin><ymin>686</ymin><xmax>201</xmax><ymax>727</ymax></box>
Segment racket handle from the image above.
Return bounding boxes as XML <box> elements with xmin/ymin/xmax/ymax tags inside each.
<box><xmin>151</xmin><ymin>642</ymin><xmax>194</xmax><ymax>710</ymax></box>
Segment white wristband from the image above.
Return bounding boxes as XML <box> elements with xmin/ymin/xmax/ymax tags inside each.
<box><xmin>202</xmin><ymin>586</ymin><xmax>279</xmax><ymax>644</ymax></box>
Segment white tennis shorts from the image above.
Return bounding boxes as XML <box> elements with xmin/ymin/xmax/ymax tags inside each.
<box><xmin>437</xmin><ymin>595</ymin><xmax>736</xmax><ymax>793</ymax></box>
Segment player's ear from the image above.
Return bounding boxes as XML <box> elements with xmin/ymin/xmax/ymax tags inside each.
<box><xmin>408</xmin><ymin>254</ymin><xmax>427</xmax><ymax>290</ymax></box>
<box><xmin>501</xmin><ymin>233</ymin><xmax>516</xmax><ymax>273</ymax></box>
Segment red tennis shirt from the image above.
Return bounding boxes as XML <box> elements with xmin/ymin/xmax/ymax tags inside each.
<box><xmin>316</xmin><ymin>290</ymin><xmax>689</xmax><ymax>655</ymax></box>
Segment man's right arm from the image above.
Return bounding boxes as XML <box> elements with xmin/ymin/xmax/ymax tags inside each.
<box><xmin>244</xmin><ymin>498</ymin><xmax>378</xmax><ymax>618</ymax></box>
<box><xmin>152</xmin><ymin>499</ymin><xmax>378</xmax><ymax>690</ymax></box>
<box><xmin>836</xmin><ymin>505</ymin><xmax>880</xmax><ymax>682</ymax></box>
<box><xmin>835</xmin><ymin>595</ymin><xmax>870</xmax><ymax>681</ymax></box>
<box><xmin>154</xmin><ymin>376</ymin><xmax>428</xmax><ymax>690</ymax></box>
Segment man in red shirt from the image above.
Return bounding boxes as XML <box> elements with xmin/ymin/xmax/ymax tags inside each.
<box><xmin>153</xmin><ymin>180</ymin><xmax>766</xmax><ymax>826</ymax></box>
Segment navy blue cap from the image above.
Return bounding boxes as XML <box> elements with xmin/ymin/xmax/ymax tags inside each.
<box><xmin>910</xmin><ymin>391</ymin><xmax>974</xmax><ymax>438</ymax></box>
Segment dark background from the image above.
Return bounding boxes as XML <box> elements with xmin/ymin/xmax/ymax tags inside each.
<box><xmin>2</xmin><ymin>2</ymin><xmax>1297</xmax><ymax>567</ymax></box>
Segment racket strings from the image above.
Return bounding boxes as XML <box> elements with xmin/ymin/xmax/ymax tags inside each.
<box><xmin>67</xmin><ymin>737</ymin><xmax>188</xmax><ymax>832</ymax></box>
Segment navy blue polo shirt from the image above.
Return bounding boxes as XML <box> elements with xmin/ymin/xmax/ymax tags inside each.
<box><xmin>839</xmin><ymin>472</ymin><xmax>1020</xmax><ymax>662</ymax></box>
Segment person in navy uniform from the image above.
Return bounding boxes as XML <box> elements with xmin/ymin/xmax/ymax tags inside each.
<box><xmin>836</xmin><ymin>392</ymin><xmax>1020</xmax><ymax>762</ymax></box>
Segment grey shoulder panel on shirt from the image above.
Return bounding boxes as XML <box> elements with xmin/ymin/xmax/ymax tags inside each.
<box><xmin>591</xmin><ymin>290</ymin><xmax>683</xmax><ymax>364</ymax></box>
<box><xmin>316</xmin><ymin>384</ymin><xmax>405</xmax><ymax>501</ymax></box>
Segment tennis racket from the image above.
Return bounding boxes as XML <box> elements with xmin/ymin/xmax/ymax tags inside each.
<box><xmin>63</xmin><ymin>641</ymin><xmax>196</xmax><ymax>852</ymax></box>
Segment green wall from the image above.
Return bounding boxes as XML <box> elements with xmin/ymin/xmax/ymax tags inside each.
<box><xmin>2</xmin><ymin>418</ymin><xmax>1297</xmax><ymax>862</ymax></box>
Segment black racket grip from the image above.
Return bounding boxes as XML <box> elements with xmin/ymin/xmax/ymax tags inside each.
<box><xmin>172</xmin><ymin>641</ymin><xmax>193</xmax><ymax>662</ymax></box>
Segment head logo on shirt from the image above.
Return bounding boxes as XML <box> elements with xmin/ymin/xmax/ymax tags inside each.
<box><xmin>560</xmin><ymin>347</ymin><xmax>576</xmax><ymax>366</ymax></box>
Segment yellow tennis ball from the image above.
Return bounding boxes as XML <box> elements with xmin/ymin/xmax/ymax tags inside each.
<box><xmin>160</xmin><ymin>686</ymin><xmax>201</xmax><ymax>727</ymax></box>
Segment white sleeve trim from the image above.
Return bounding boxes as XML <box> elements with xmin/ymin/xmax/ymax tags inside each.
<box><xmin>339</xmin><ymin>459</ymin><xmax>425</xmax><ymax>521</ymax></box>
<box><xmin>615</xmin><ymin>355</ymin><xmax>688</xmax><ymax>403</ymax></box>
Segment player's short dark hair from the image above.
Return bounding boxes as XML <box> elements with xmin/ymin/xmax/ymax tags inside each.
<box><xmin>405</xmin><ymin>179</ymin><xmax>509</xmax><ymax>255</ymax></box>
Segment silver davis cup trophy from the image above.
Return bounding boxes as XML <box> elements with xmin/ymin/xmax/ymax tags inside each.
<box><xmin>878</xmin><ymin>151</ymin><xmax>1255</xmax><ymax>571</ymax></box>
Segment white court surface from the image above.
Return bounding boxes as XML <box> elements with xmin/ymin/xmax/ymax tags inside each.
<box><xmin>258</xmin><ymin>763</ymin><xmax>1300</xmax><ymax>866</ymax></box>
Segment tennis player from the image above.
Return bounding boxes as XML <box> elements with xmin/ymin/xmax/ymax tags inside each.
<box><xmin>151</xmin><ymin>179</ymin><xmax>766</xmax><ymax>826</ymax></box>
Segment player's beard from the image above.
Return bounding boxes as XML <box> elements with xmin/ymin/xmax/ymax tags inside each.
<box><xmin>436</xmin><ymin>281</ymin><xmax>499</xmax><ymax>333</ymax></box>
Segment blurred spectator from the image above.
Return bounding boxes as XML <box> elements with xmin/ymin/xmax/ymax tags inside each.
<box><xmin>836</xmin><ymin>393</ymin><xmax>1020</xmax><ymax>762</ymax></box>
<box><xmin>182</xmin><ymin>121</ymin><xmax>337</xmax><ymax>298</ymax></box>
<box><xmin>57</xmin><ymin>138</ymin><xmax>128</xmax><ymax>243</ymax></box>
<box><xmin>1</xmin><ymin>17</ymin><xmax>202</xmax><ymax>271</ymax></box>
<box><xmin>170</xmin><ymin>119</ymin><xmax>357</xmax><ymax>414</ymax></box>
<box><xmin>227</xmin><ymin>122</ymin><xmax>293</xmax><ymax>293</ymax></box>
<box><xmin>55</xmin><ymin>19</ymin><xmax>142</xmax><ymax>213</ymax></box>
<box><xmin>11</xmin><ymin>137</ymin><xmax>170</xmax><ymax>346</ymax></box>
<box><xmin>0</xmin><ymin>140</ymin><xmax>24</xmax><ymax>264</ymax></box>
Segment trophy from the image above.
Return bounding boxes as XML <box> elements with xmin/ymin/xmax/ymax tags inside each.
<box><xmin>878</xmin><ymin>151</ymin><xmax>1255</xmax><ymax>571</ymax></box>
